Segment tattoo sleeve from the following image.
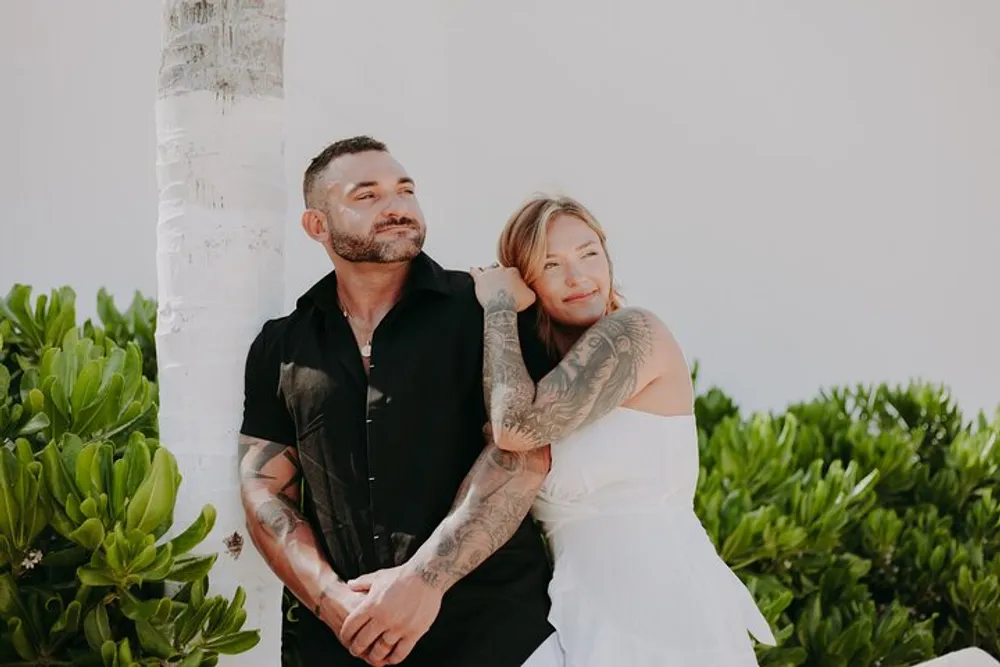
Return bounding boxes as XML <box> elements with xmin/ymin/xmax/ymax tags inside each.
<box><xmin>404</xmin><ymin>437</ymin><xmax>550</xmax><ymax>592</ymax></box>
<box><xmin>238</xmin><ymin>434</ymin><xmax>347</xmax><ymax>626</ymax></box>
<box><xmin>483</xmin><ymin>293</ymin><xmax>658</xmax><ymax>450</ymax></box>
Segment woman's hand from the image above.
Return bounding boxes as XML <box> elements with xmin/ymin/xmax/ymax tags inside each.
<box><xmin>470</xmin><ymin>264</ymin><xmax>536</xmax><ymax>311</ymax></box>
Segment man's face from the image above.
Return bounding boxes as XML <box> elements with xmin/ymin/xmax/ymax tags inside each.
<box><xmin>312</xmin><ymin>150</ymin><xmax>426</xmax><ymax>263</ymax></box>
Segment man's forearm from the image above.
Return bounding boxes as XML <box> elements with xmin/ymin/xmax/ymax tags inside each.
<box><xmin>242</xmin><ymin>491</ymin><xmax>349</xmax><ymax>624</ymax></box>
<box><xmin>403</xmin><ymin>442</ymin><xmax>548</xmax><ymax>592</ymax></box>
<box><xmin>238</xmin><ymin>433</ymin><xmax>353</xmax><ymax>629</ymax></box>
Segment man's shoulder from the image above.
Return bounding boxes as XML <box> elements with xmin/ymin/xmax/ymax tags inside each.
<box><xmin>441</xmin><ymin>268</ymin><xmax>477</xmax><ymax>300</ymax></box>
<box><xmin>246</xmin><ymin>307</ymin><xmax>315</xmax><ymax>364</ymax></box>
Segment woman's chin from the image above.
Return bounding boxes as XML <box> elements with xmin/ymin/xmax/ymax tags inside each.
<box><xmin>551</xmin><ymin>309</ymin><xmax>604</xmax><ymax>331</ymax></box>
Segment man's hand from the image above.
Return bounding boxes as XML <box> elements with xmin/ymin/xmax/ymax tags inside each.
<box><xmin>340</xmin><ymin>565</ymin><xmax>443</xmax><ymax>666</ymax></box>
<box><xmin>314</xmin><ymin>583</ymin><xmax>368</xmax><ymax>643</ymax></box>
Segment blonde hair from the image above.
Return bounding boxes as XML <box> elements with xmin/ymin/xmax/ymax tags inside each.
<box><xmin>497</xmin><ymin>194</ymin><xmax>624</xmax><ymax>356</ymax></box>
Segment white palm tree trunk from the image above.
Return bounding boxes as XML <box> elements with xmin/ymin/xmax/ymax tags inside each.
<box><xmin>155</xmin><ymin>0</ymin><xmax>286</xmax><ymax>663</ymax></box>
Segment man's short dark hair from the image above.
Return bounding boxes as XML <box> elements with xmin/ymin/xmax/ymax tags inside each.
<box><xmin>303</xmin><ymin>135</ymin><xmax>388</xmax><ymax>207</ymax></box>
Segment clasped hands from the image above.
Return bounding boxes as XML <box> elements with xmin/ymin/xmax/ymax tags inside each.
<box><xmin>331</xmin><ymin>565</ymin><xmax>442</xmax><ymax>667</ymax></box>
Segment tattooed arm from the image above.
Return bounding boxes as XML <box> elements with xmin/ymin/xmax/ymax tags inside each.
<box><xmin>238</xmin><ymin>434</ymin><xmax>362</xmax><ymax>636</ymax></box>
<box><xmin>338</xmin><ymin>435</ymin><xmax>549</xmax><ymax>664</ymax></box>
<box><xmin>406</xmin><ymin>435</ymin><xmax>550</xmax><ymax>591</ymax></box>
<box><xmin>484</xmin><ymin>291</ymin><xmax>666</xmax><ymax>451</ymax></box>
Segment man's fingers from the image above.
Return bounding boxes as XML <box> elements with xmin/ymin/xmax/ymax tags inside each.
<box><xmin>347</xmin><ymin>572</ymin><xmax>377</xmax><ymax>592</ymax></box>
<box><xmin>385</xmin><ymin>635</ymin><xmax>419</xmax><ymax>665</ymax></box>
<box><xmin>365</xmin><ymin>633</ymin><xmax>398</xmax><ymax>666</ymax></box>
<box><xmin>349</xmin><ymin>618</ymin><xmax>385</xmax><ymax>658</ymax></box>
<box><xmin>341</xmin><ymin>604</ymin><xmax>372</xmax><ymax>642</ymax></box>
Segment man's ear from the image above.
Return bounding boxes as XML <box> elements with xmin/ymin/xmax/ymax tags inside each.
<box><xmin>301</xmin><ymin>208</ymin><xmax>329</xmax><ymax>241</ymax></box>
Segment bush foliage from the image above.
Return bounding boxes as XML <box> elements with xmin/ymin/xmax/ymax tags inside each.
<box><xmin>692</xmin><ymin>364</ymin><xmax>1000</xmax><ymax>665</ymax></box>
<box><xmin>0</xmin><ymin>285</ymin><xmax>257</xmax><ymax>667</ymax></box>
<box><xmin>2</xmin><ymin>283</ymin><xmax>995</xmax><ymax>666</ymax></box>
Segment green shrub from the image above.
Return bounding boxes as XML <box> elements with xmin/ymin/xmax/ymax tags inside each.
<box><xmin>0</xmin><ymin>285</ymin><xmax>258</xmax><ymax>666</ymax></box>
<box><xmin>5</xmin><ymin>285</ymin><xmax>992</xmax><ymax>666</ymax></box>
<box><xmin>693</xmin><ymin>372</ymin><xmax>1000</xmax><ymax>666</ymax></box>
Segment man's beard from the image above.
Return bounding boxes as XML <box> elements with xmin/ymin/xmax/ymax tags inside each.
<box><xmin>329</xmin><ymin>217</ymin><xmax>426</xmax><ymax>263</ymax></box>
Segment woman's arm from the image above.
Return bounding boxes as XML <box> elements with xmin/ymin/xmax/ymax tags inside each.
<box><xmin>483</xmin><ymin>289</ymin><xmax>665</xmax><ymax>451</ymax></box>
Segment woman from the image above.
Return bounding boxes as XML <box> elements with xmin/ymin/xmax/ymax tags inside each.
<box><xmin>470</xmin><ymin>195</ymin><xmax>776</xmax><ymax>666</ymax></box>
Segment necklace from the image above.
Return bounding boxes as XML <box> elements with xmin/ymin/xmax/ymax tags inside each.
<box><xmin>342</xmin><ymin>310</ymin><xmax>373</xmax><ymax>358</ymax></box>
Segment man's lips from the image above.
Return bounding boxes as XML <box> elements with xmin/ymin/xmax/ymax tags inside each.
<box><xmin>375</xmin><ymin>223</ymin><xmax>417</xmax><ymax>233</ymax></box>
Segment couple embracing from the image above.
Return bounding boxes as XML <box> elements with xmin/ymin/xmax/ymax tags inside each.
<box><xmin>237</xmin><ymin>135</ymin><xmax>775</xmax><ymax>666</ymax></box>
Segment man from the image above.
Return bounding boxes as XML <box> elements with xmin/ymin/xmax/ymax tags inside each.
<box><xmin>238</xmin><ymin>136</ymin><xmax>563</xmax><ymax>666</ymax></box>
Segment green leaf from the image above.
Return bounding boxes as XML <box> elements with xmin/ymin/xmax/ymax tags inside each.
<box><xmin>136</xmin><ymin>620</ymin><xmax>176</xmax><ymax>660</ymax></box>
<box><xmin>166</xmin><ymin>554</ymin><xmax>218</xmax><ymax>583</ymax></box>
<box><xmin>201</xmin><ymin>630</ymin><xmax>261</xmax><ymax>655</ymax></box>
<box><xmin>140</xmin><ymin>542</ymin><xmax>174</xmax><ymax>581</ymax></box>
<box><xmin>100</xmin><ymin>639</ymin><xmax>118</xmax><ymax>667</ymax></box>
<box><xmin>0</xmin><ymin>449</ymin><xmax>22</xmax><ymax>542</ymax></box>
<box><xmin>177</xmin><ymin>597</ymin><xmax>219</xmax><ymax>647</ymax></box>
<box><xmin>49</xmin><ymin>599</ymin><xmax>82</xmax><ymax>638</ymax></box>
<box><xmin>16</xmin><ymin>410</ymin><xmax>49</xmax><ymax>436</ymax></box>
<box><xmin>9</xmin><ymin>617</ymin><xmax>38</xmax><ymax>660</ymax></box>
<box><xmin>84</xmin><ymin>603</ymin><xmax>112</xmax><ymax>652</ymax></box>
<box><xmin>177</xmin><ymin>649</ymin><xmax>205</xmax><ymax>667</ymax></box>
<box><xmin>77</xmin><ymin>567</ymin><xmax>118</xmax><ymax>587</ymax></box>
<box><xmin>126</xmin><ymin>447</ymin><xmax>178</xmax><ymax>535</ymax></box>
<box><xmin>0</xmin><ymin>573</ymin><xmax>19</xmax><ymax>615</ymax></box>
<box><xmin>71</xmin><ymin>359</ymin><xmax>103</xmax><ymax>419</ymax></box>
<box><xmin>169</xmin><ymin>505</ymin><xmax>217</xmax><ymax>557</ymax></box>
<box><xmin>69</xmin><ymin>517</ymin><xmax>106</xmax><ymax>551</ymax></box>
<box><xmin>121</xmin><ymin>433</ymin><xmax>152</xmax><ymax>499</ymax></box>
<box><xmin>120</xmin><ymin>588</ymin><xmax>172</xmax><ymax>623</ymax></box>
<box><xmin>213</xmin><ymin>586</ymin><xmax>248</xmax><ymax>636</ymax></box>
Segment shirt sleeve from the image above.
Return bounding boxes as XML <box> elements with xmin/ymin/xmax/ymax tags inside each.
<box><xmin>240</xmin><ymin>322</ymin><xmax>297</xmax><ymax>446</ymax></box>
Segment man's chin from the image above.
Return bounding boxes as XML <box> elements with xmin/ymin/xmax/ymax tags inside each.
<box><xmin>375</xmin><ymin>239</ymin><xmax>424</xmax><ymax>263</ymax></box>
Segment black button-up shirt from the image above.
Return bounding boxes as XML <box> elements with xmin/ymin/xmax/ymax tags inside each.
<box><xmin>241</xmin><ymin>252</ymin><xmax>554</xmax><ymax>666</ymax></box>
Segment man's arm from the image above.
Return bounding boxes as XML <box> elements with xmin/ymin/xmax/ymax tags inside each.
<box><xmin>339</xmin><ymin>433</ymin><xmax>550</xmax><ymax>665</ymax></box>
<box><xmin>407</xmin><ymin>435</ymin><xmax>550</xmax><ymax>590</ymax></box>
<box><xmin>238</xmin><ymin>434</ymin><xmax>360</xmax><ymax>634</ymax></box>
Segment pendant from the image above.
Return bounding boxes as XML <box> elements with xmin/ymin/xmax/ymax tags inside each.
<box><xmin>361</xmin><ymin>343</ymin><xmax>372</xmax><ymax>358</ymax></box>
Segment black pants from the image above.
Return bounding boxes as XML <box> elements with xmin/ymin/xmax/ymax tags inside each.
<box><xmin>285</xmin><ymin>589</ymin><xmax>553</xmax><ymax>667</ymax></box>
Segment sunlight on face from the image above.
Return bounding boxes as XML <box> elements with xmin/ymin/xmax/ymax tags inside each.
<box><xmin>532</xmin><ymin>213</ymin><xmax>612</xmax><ymax>329</ymax></box>
<box><xmin>318</xmin><ymin>151</ymin><xmax>427</xmax><ymax>263</ymax></box>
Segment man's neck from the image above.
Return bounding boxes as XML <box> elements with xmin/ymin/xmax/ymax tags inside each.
<box><xmin>331</xmin><ymin>257</ymin><xmax>411</xmax><ymax>324</ymax></box>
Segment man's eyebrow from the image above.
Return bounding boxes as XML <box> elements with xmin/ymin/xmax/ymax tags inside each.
<box><xmin>346</xmin><ymin>177</ymin><xmax>415</xmax><ymax>194</ymax></box>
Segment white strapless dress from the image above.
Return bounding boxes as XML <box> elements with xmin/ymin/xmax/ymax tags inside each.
<box><xmin>532</xmin><ymin>407</ymin><xmax>776</xmax><ymax>666</ymax></box>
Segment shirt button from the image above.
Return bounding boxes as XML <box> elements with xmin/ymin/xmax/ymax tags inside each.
<box><xmin>369</xmin><ymin>476</ymin><xmax>375</xmax><ymax>481</ymax></box>
<box><xmin>366</xmin><ymin>418</ymin><xmax>372</xmax><ymax>424</ymax></box>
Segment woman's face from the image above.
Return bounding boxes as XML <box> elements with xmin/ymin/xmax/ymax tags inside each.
<box><xmin>531</xmin><ymin>213</ymin><xmax>612</xmax><ymax>329</ymax></box>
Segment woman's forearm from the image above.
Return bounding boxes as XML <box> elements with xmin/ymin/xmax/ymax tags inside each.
<box><xmin>482</xmin><ymin>290</ymin><xmax>546</xmax><ymax>450</ymax></box>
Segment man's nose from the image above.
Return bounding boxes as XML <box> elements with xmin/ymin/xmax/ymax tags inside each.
<box><xmin>381</xmin><ymin>192</ymin><xmax>412</xmax><ymax>218</ymax></box>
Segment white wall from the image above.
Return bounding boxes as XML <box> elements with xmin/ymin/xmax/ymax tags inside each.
<box><xmin>2</xmin><ymin>1</ymin><xmax>998</xmax><ymax>416</ymax></box>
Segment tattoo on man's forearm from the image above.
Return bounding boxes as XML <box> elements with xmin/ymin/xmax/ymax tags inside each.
<box><xmin>314</xmin><ymin>582</ymin><xmax>339</xmax><ymax>617</ymax></box>
<box><xmin>416</xmin><ymin>444</ymin><xmax>543</xmax><ymax>589</ymax></box>
<box><xmin>483</xmin><ymin>292</ymin><xmax>655</xmax><ymax>446</ymax></box>
<box><xmin>256</xmin><ymin>496</ymin><xmax>306</xmax><ymax>541</ymax></box>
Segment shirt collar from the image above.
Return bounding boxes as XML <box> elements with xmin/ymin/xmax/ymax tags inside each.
<box><xmin>296</xmin><ymin>251</ymin><xmax>452</xmax><ymax>312</ymax></box>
